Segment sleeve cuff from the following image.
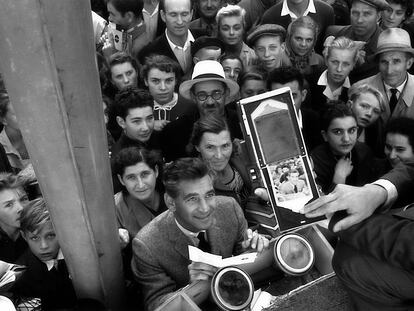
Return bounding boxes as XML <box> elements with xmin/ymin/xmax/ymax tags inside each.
<box><xmin>371</xmin><ymin>179</ymin><xmax>398</xmax><ymax>211</ymax></box>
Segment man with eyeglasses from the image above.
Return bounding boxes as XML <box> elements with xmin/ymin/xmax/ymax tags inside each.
<box><xmin>139</xmin><ymin>0</ymin><xmax>204</xmax><ymax>75</ymax></box>
<box><xmin>160</xmin><ymin>60</ymin><xmax>241</xmax><ymax>161</ymax></box>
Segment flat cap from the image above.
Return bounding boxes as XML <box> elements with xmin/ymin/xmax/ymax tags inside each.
<box><xmin>247</xmin><ymin>24</ymin><xmax>287</xmax><ymax>47</ymax></box>
<box><xmin>191</xmin><ymin>36</ymin><xmax>224</xmax><ymax>58</ymax></box>
<box><xmin>352</xmin><ymin>0</ymin><xmax>390</xmax><ymax>11</ymax></box>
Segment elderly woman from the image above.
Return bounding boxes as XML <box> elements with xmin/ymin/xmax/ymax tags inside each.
<box><xmin>216</xmin><ymin>5</ymin><xmax>257</xmax><ymax>68</ymax></box>
<box><xmin>189</xmin><ymin>114</ymin><xmax>252</xmax><ymax>208</ymax></box>
<box><xmin>283</xmin><ymin>16</ymin><xmax>325</xmax><ymax>77</ymax></box>
<box><xmin>348</xmin><ymin>83</ymin><xmax>386</xmax><ymax>157</ymax></box>
<box><xmin>308</xmin><ymin>36</ymin><xmax>365</xmax><ymax>114</ymax></box>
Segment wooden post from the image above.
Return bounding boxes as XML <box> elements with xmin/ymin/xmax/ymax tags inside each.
<box><xmin>0</xmin><ymin>1</ymin><xmax>125</xmax><ymax>309</ymax></box>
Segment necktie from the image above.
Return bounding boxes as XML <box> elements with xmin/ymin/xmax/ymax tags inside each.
<box><xmin>389</xmin><ymin>88</ymin><xmax>398</xmax><ymax>114</ymax></box>
<box><xmin>197</xmin><ymin>232</ymin><xmax>211</xmax><ymax>253</ymax></box>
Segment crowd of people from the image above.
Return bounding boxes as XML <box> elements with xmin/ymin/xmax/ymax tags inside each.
<box><xmin>1</xmin><ymin>0</ymin><xmax>414</xmax><ymax>309</ymax></box>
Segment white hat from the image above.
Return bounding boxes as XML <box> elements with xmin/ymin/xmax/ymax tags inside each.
<box><xmin>375</xmin><ymin>28</ymin><xmax>414</xmax><ymax>56</ymax></box>
<box><xmin>179</xmin><ymin>60</ymin><xmax>240</xmax><ymax>102</ymax></box>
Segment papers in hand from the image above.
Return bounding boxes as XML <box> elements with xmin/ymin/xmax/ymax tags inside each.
<box><xmin>188</xmin><ymin>246</ymin><xmax>257</xmax><ymax>267</ymax></box>
<box><xmin>0</xmin><ymin>260</ymin><xmax>26</xmax><ymax>290</ymax></box>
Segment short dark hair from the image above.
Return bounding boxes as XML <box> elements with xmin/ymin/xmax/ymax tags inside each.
<box><xmin>163</xmin><ymin>158</ymin><xmax>210</xmax><ymax>198</ymax></box>
<box><xmin>385</xmin><ymin>117</ymin><xmax>414</xmax><ymax>150</ymax></box>
<box><xmin>220</xmin><ymin>54</ymin><xmax>244</xmax><ymax>70</ymax></box>
<box><xmin>114</xmin><ymin>88</ymin><xmax>154</xmax><ymax>119</ymax></box>
<box><xmin>267</xmin><ymin>66</ymin><xmax>304</xmax><ymax>90</ymax></box>
<box><xmin>321</xmin><ymin>102</ymin><xmax>356</xmax><ymax>131</ymax></box>
<box><xmin>108</xmin><ymin>0</ymin><xmax>144</xmax><ymax>18</ymax></box>
<box><xmin>239</xmin><ymin>66</ymin><xmax>267</xmax><ymax>88</ymax></box>
<box><xmin>142</xmin><ymin>55</ymin><xmax>181</xmax><ymax>82</ymax></box>
<box><xmin>388</xmin><ymin>0</ymin><xmax>413</xmax><ymax>19</ymax></box>
<box><xmin>20</xmin><ymin>198</ymin><xmax>51</xmax><ymax>233</ymax></box>
<box><xmin>112</xmin><ymin>147</ymin><xmax>161</xmax><ymax>177</ymax></box>
<box><xmin>108</xmin><ymin>51</ymin><xmax>140</xmax><ymax>75</ymax></box>
<box><xmin>191</xmin><ymin>114</ymin><xmax>230</xmax><ymax>147</ymax></box>
<box><xmin>160</xmin><ymin>0</ymin><xmax>192</xmax><ymax>13</ymax></box>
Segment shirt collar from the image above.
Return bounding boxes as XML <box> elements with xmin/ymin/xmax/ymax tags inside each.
<box><xmin>281</xmin><ymin>0</ymin><xmax>316</xmax><ymax>18</ymax></box>
<box><xmin>142</xmin><ymin>3</ymin><xmax>159</xmax><ymax>16</ymax></box>
<box><xmin>154</xmin><ymin>93</ymin><xmax>178</xmax><ymax>110</ymax></box>
<box><xmin>317</xmin><ymin>70</ymin><xmax>350</xmax><ymax>99</ymax></box>
<box><xmin>174</xmin><ymin>218</ymin><xmax>204</xmax><ymax>240</ymax></box>
<box><xmin>165</xmin><ymin>29</ymin><xmax>194</xmax><ymax>50</ymax></box>
<box><xmin>384</xmin><ymin>76</ymin><xmax>408</xmax><ymax>95</ymax></box>
<box><xmin>43</xmin><ymin>249</ymin><xmax>64</xmax><ymax>271</ymax></box>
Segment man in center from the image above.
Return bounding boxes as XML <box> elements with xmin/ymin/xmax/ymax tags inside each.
<box><xmin>160</xmin><ymin>60</ymin><xmax>241</xmax><ymax>161</ymax></box>
<box><xmin>132</xmin><ymin>158</ymin><xmax>269</xmax><ymax>310</ymax></box>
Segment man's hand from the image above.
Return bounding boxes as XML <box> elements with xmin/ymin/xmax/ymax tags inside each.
<box><xmin>302</xmin><ymin>184</ymin><xmax>387</xmax><ymax>232</ymax></box>
<box><xmin>188</xmin><ymin>262</ymin><xmax>218</xmax><ymax>282</ymax></box>
<box><xmin>118</xmin><ymin>228</ymin><xmax>130</xmax><ymax>249</ymax></box>
<box><xmin>241</xmin><ymin>228</ymin><xmax>269</xmax><ymax>253</ymax></box>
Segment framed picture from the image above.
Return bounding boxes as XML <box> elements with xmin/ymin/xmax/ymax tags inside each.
<box><xmin>239</xmin><ymin>87</ymin><xmax>323</xmax><ymax>231</ymax></box>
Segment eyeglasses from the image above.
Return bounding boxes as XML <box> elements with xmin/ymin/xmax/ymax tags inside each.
<box><xmin>195</xmin><ymin>90</ymin><xmax>224</xmax><ymax>101</ymax></box>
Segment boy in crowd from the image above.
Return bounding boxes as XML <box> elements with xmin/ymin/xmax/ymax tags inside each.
<box><xmin>111</xmin><ymin>88</ymin><xmax>161</xmax><ymax>157</ymax></box>
<box><xmin>247</xmin><ymin>24</ymin><xmax>289</xmax><ymax>73</ymax></box>
<box><xmin>12</xmin><ymin>199</ymin><xmax>76</xmax><ymax>310</ymax></box>
<box><xmin>142</xmin><ymin>55</ymin><xmax>196</xmax><ymax>131</ymax></box>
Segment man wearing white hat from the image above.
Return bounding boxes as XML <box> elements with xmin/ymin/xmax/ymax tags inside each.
<box><xmin>354</xmin><ymin>28</ymin><xmax>414</xmax><ymax>124</ymax></box>
<box><xmin>160</xmin><ymin>60</ymin><xmax>241</xmax><ymax>161</ymax></box>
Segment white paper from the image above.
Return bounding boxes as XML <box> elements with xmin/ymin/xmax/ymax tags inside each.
<box><xmin>251</xmin><ymin>290</ymin><xmax>274</xmax><ymax>311</ymax></box>
<box><xmin>188</xmin><ymin>246</ymin><xmax>257</xmax><ymax>267</ymax></box>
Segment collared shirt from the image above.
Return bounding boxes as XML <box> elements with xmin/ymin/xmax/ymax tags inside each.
<box><xmin>174</xmin><ymin>218</ymin><xmax>206</xmax><ymax>247</ymax></box>
<box><xmin>384</xmin><ymin>76</ymin><xmax>408</xmax><ymax>102</ymax></box>
<box><xmin>281</xmin><ymin>0</ymin><xmax>316</xmax><ymax>19</ymax></box>
<box><xmin>43</xmin><ymin>249</ymin><xmax>64</xmax><ymax>271</ymax></box>
<box><xmin>317</xmin><ymin>70</ymin><xmax>351</xmax><ymax>101</ymax></box>
<box><xmin>154</xmin><ymin>93</ymin><xmax>178</xmax><ymax>121</ymax></box>
<box><xmin>143</xmin><ymin>3</ymin><xmax>159</xmax><ymax>41</ymax></box>
<box><xmin>165</xmin><ymin>29</ymin><xmax>194</xmax><ymax>74</ymax></box>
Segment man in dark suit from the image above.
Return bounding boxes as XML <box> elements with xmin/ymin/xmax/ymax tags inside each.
<box><xmin>132</xmin><ymin>158</ymin><xmax>269</xmax><ymax>310</ymax></box>
<box><xmin>302</xmin><ymin>162</ymin><xmax>414</xmax><ymax>310</ymax></box>
<box><xmin>138</xmin><ymin>0</ymin><xmax>201</xmax><ymax>75</ymax></box>
<box><xmin>261</xmin><ymin>0</ymin><xmax>335</xmax><ymax>53</ymax></box>
<box><xmin>267</xmin><ymin>66</ymin><xmax>323</xmax><ymax>152</ymax></box>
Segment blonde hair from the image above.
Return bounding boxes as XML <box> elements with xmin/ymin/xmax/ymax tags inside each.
<box><xmin>323</xmin><ymin>36</ymin><xmax>366</xmax><ymax>64</ymax></box>
<box><xmin>216</xmin><ymin>5</ymin><xmax>246</xmax><ymax>28</ymax></box>
<box><xmin>348</xmin><ymin>83</ymin><xmax>386</xmax><ymax>112</ymax></box>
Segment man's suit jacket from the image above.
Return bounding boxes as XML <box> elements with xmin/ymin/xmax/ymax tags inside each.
<box><xmin>355</xmin><ymin>73</ymin><xmax>414</xmax><ymax>125</ymax></box>
<box><xmin>138</xmin><ymin>30</ymin><xmax>204</xmax><ymax>74</ymax></box>
<box><xmin>261</xmin><ymin>0</ymin><xmax>335</xmax><ymax>53</ymax></box>
<box><xmin>336</xmin><ymin>162</ymin><xmax>414</xmax><ymax>272</ymax></box>
<box><xmin>131</xmin><ymin>196</ymin><xmax>247</xmax><ymax>311</ymax></box>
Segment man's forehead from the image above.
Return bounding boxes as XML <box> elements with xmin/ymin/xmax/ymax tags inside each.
<box><xmin>380</xmin><ymin>51</ymin><xmax>409</xmax><ymax>61</ymax></box>
<box><xmin>194</xmin><ymin>80</ymin><xmax>225</xmax><ymax>91</ymax></box>
<box><xmin>164</xmin><ymin>0</ymin><xmax>192</xmax><ymax>11</ymax></box>
<box><xmin>351</xmin><ymin>0</ymin><xmax>378</xmax><ymax>11</ymax></box>
<box><xmin>177</xmin><ymin>176</ymin><xmax>214</xmax><ymax>195</ymax></box>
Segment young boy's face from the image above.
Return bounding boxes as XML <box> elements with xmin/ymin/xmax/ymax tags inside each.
<box><xmin>255</xmin><ymin>35</ymin><xmax>284</xmax><ymax>71</ymax></box>
<box><xmin>24</xmin><ymin>221</ymin><xmax>60</xmax><ymax>262</ymax></box>
<box><xmin>322</xmin><ymin>116</ymin><xmax>358</xmax><ymax>156</ymax></box>
<box><xmin>117</xmin><ymin>106</ymin><xmax>155</xmax><ymax>143</ymax></box>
